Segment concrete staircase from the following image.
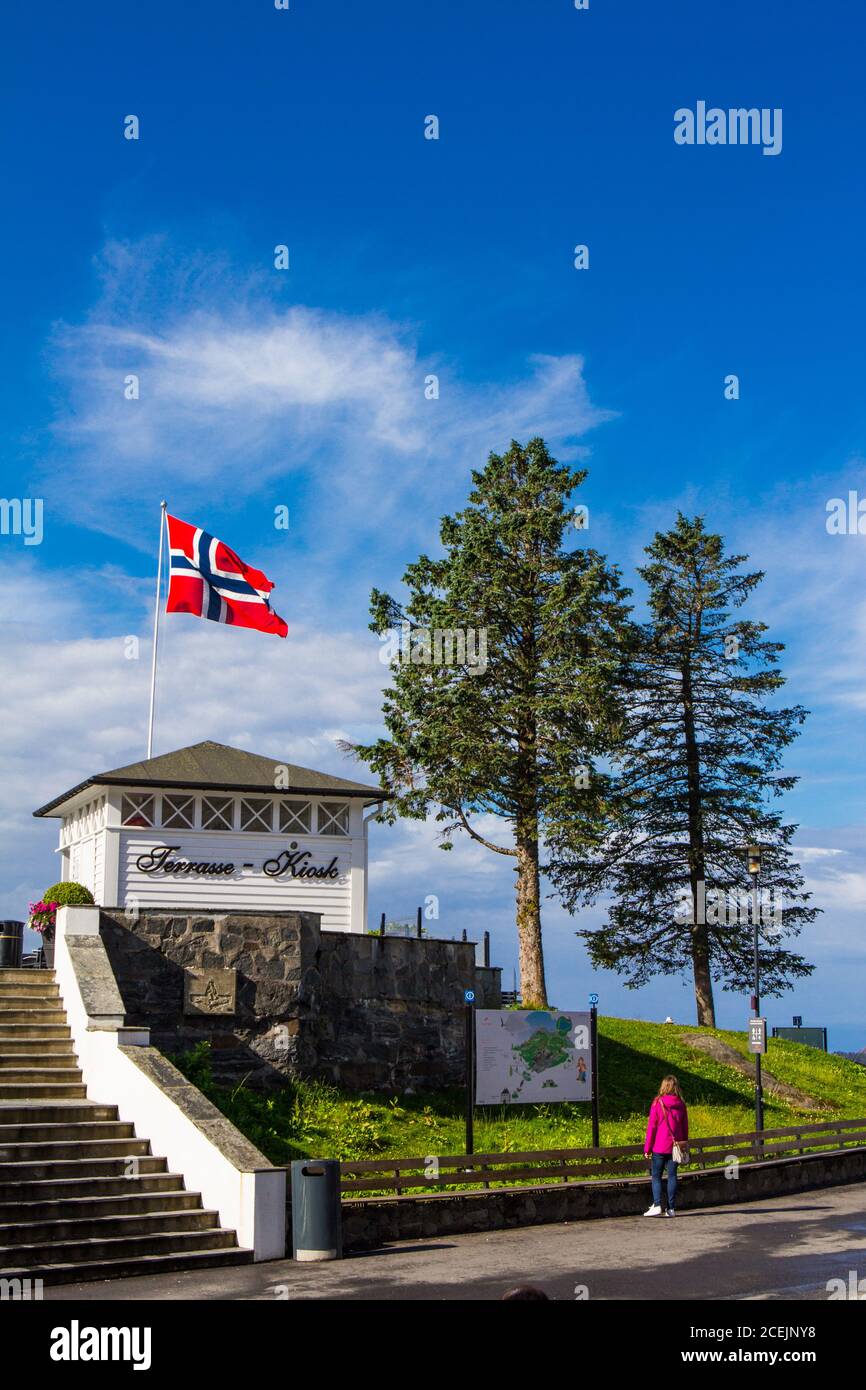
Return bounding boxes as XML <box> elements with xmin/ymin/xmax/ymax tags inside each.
<box><xmin>0</xmin><ymin>968</ymin><xmax>254</xmax><ymax>1284</ymax></box>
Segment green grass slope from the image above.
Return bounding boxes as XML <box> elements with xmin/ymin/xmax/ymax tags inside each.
<box><xmin>171</xmin><ymin>1017</ymin><xmax>866</xmax><ymax>1167</ymax></box>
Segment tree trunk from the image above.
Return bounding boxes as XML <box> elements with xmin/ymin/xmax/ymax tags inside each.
<box><xmin>690</xmin><ymin>922</ymin><xmax>715</xmax><ymax>1027</ymax></box>
<box><xmin>682</xmin><ymin>654</ymin><xmax>716</xmax><ymax>1026</ymax></box>
<box><xmin>514</xmin><ymin>551</ymin><xmax>547</xmax><ymax>1007</ymax></box>
<box><xmin>516</xmin><ymin>828</ymin><xmax>547</xmax><ymax>1008</ymax></box>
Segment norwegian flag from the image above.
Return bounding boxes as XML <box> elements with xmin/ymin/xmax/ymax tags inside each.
<box><xmin>165</xmin><ymin>513</ymin><xmax>288</xmax><ymax>638</ymax></box>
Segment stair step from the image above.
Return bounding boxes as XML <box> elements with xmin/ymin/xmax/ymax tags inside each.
<box><xmin>0</xmin><ymin>1225</ymin><xmax>239</xmax><ymax>1269</ymax></box>
<box><xmin>0</xmin><ymin>1244</ymin><xmax>254</xmax><ymax>1286</ymax></box>
<box><xmin>0</xmin><ymin>1009</ymin><xmax>66</xmax><ymax>1025</ymax></box>
<box><xmin>0</xmin><ymin>1025</ymin><xmax>72</xmax><ymax>1039</ymax></box>
<box><xmin>0</xmin><ymin>1121</ymin><xmax>135</xmax><ymax>1143</ymax></box>
<box><xmin>0</xmin><ymin>995</ymin><xmax>63</xmax><ymax>1006</ymax></box>
<box><xmin>0</xmin><ymin>1155</ymin><xmax>168</xmax><ymax>1183</ymax></box>
<box><xmin>0</xmin><ymin>1173</ymin><xmax>185</xmax><ymax>1204</ymax></box>
<box><xmin>0</xmin><ymin>1103</ymin><xmax>117</xmax><ymax>1124</ymax></box>
<box><xmin>0</xmin><ymin>1190</ymin><xmax>203</xmax><ymax>1224</ymax></box>
<box><xmin>0</xmin><ymin>1069</ymin><xmax>83</xmax><ymax>1086</ymax></box>
<box><xmin>0</xmin><ymin>984</ymin><xmax>60</xmax><ymax>995</ymax></box>
<box><xmin>0</xmin><ymin>964</ymin><xmax>249</xmax><ymax>1283</ymax></box>
<box><xmin>0</xmin><ymin>1206</ymin><xmax>220</xmax><ymax>1246</ymax></box>
<box><xmin>0</xmin><ymin>1083</ymin><xmax>87</xmax><ymax>1100</ymax></box>
<box><xmin>0</xmin><ymin>1137</ymin><xmax>151</xmax><ymax>1162</ymax></box>
<box><xmin>0</xmin><ymin>989</ymin><xmax>63</xmax><ymax>1000</ymax></box>
<box><xmin>0</xmin><ymin>970</ymin><xmax>55</xmax><ymax>982</ymax></box>
<box><xmin>0</xmin><ymin>1040</ymin><xmax>76</xmax><ymax>1057</ymax></box>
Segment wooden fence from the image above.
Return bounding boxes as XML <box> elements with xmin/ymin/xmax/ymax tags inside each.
<box><xmin>339</xmin><ymin>1115</ymin><xmax>866</xmax><ymax>1198</ymax></box>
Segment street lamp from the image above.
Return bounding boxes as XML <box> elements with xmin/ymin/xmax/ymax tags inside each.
<box><xmin>747</xmin><ymin>843</ymin><xmax>764</xmax><ymax>1135</ymax></box>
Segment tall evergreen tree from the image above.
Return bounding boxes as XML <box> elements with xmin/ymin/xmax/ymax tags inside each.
<box><xmin>344</xmin><ymin>438</ymin><xmax>631</xmax><ymax>1007</ymax></box>
<box><xmin>549</xmin><ymin>514</ymin><xmax>818</xmax><ymax>1026</ymax></box>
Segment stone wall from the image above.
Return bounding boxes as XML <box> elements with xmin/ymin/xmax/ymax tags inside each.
<box><xmin>99</xmin><ymin>908</ymin><xmax>501</xmax><ymax>1093</ymax></box>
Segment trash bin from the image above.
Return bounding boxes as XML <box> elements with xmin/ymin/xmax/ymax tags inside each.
<box><xmin>290</xmin><ymin>1159</ymin><xmax>342</xmax><ymax>1261</ymax></box>
<box><xmin>0</xmin><ymin>921</ymin><xmax>23</xmax><ymax>969</ymax></box>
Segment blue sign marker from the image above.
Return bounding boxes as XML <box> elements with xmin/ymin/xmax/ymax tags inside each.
<box><xmin>589</xmin><ymin>992</ymin><xmax>599</xmax><ymax>1006</ymax></box>
<box><xmin>464</xmin><ymin>989</ymin><xmax>475</xmax><ymax>1004</ymax></box>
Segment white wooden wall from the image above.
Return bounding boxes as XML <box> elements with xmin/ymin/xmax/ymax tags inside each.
<box><xmin>57</xmin><ymin>787</ymin><xmax>370</xmax><ymax>932</ymax></box>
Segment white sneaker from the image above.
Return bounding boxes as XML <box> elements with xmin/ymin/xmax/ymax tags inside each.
<box><xmin>643</xmin><ymin>1204</ymin><xmax>663</xmax><ymax>1216</ymax></box>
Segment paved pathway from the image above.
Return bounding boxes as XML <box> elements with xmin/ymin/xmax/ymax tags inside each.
<box><xmin>44</xmin><ymin>1182</ymin><xmax>866</xmax><ymax>1301</ymax></box>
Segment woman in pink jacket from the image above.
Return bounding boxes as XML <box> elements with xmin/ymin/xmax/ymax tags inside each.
<box><xmin>643</xmin><ymin>1075</ymin><xmax>689</xmax><ymax>1217</ymax></box>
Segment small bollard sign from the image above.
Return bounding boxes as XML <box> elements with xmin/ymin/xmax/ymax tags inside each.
<box><xmin>748</xmin><ymin>1018</ymin><xmax>768</xmax><ymax>1054</ymax></box>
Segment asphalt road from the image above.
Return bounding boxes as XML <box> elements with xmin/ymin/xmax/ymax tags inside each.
<box><xmin>44</xmin><ymin>1182</ymin><xmax>866</xmax><ymax>1301</ymax></box>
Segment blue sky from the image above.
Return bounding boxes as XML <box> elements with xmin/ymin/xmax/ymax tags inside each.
<box><xmin>1</xmin><ymin>0</ymin><xmax>865</xmax><ymax>1049</ymax></box>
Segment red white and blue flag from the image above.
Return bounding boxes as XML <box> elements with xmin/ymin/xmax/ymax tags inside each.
<box><xmin>165</xmin><ymin>513</ymin><xmax>288</xmax><ymax>638</ymax></box>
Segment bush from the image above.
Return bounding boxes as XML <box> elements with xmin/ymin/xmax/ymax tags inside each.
<box><xmin>42</xmin><ymin>881</ymin><xmax>95</xmax><ymax>906</ymax></box>
<box><xmin>175</xmin><ymin>1040</ymin><xmax>214</xmax><ymax>1091</ymax></box>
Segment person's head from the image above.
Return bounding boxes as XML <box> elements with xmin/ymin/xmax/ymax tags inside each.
<box><xmin>656</xmin><ymin>1074</ymin><xmax>685</xmax><ymax>1102</ymax></box>
<box><xmin>501</xmin><ymin>1285</ymin><xmax>549</xmax><ymax>1301</ymax></box>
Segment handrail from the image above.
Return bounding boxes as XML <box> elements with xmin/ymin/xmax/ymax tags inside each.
<box><xmin>336</xmin><ymin>1116</ymin><xmax>866</xmax><ymax>1195</ymax></box>
<box><xmin>340</xmin><ymin>1116</ymin><xmax>866</xmax><ymax>1173</ymax></box>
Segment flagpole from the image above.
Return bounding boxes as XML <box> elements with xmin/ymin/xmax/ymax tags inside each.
<box><xmin>146</xmin><ymin>501</ymin><xmax>167</xmax><ymax>759</ymax></box>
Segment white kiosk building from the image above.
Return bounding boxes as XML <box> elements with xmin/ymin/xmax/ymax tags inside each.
<box><xmin>33</xmin><ymin>740</ymin><xmax>385</xmax><ymax>933</ymax></box>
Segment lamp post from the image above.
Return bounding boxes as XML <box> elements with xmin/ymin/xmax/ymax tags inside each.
<box><xmin>747</xmin><ymin>843</ymin><xmax>764</xmax><ymax>1135</ymax></box>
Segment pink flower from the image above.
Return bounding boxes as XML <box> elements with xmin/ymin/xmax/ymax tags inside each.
<box><xmin>28</xmin><ymin>899</ymin><xmax>58</xmax><ymax>935</ymax></box>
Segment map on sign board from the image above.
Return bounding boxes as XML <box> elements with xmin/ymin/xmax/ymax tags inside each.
<box><xmin>475</xmin><ymin>1009</ymin><xmax>592</xmax><ymax>1104</ymax></box>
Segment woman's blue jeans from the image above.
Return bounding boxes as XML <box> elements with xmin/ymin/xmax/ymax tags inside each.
<box><xmin>651</xmin><ymin>1151</ymin><xmax>679</xmax><ymax>1209</ymax></box>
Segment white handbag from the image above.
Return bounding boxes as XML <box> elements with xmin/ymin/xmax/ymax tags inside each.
<box><xmin>659</xmin><ymin>1097</ymin><xmax>689</xmax><ymax>1163</ymax></box>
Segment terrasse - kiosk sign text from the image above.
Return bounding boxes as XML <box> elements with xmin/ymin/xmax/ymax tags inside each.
<box><xmin>135</xmin><ymin>842</ymin><xmax>341</xmax><ymax>881</ymax></box>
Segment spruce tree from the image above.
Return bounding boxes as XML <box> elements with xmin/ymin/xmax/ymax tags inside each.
<box><xmin>344</xmin><ymin>438</ymin><xmax>631</xmax><ymax>1007</ymax></box>
<box><xmin>549</xmin><ymin>513</ymin><xmax>817</xmax><ymax>1026</ymax></box>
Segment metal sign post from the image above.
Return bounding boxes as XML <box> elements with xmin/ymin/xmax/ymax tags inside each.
<box><xmin>589</xmin><ymin>995</ymin><xmax>600</xmax><ymax>1148</ymax></box>
<box><xmin>748</xmin><ymin>1018</ymin><xmax>768</xmax><ymax>1054</ymax></box>
<box><xmin>748</xmin><ymin>1015</ymin><xmax>768</xmax><ymax>1151</ymax></box>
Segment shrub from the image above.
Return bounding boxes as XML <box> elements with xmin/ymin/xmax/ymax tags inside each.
<box><xmin>41</xmin><ymin>881</ymin><xmax>95</xmax><ymax>907</ymax></box>
<box><xmin>175</xmin><ymin>1040</ymin><xmax>214</xmax><ymax>1090</ymax></box>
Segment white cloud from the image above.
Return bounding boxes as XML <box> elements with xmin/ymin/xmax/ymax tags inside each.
<box><xmin>369</xmin><ymin>810</ymin><xmax>513</xmax><ymax>884</ymax></box>
<box><xmin>42</xmin><ymin>239</ymin><xmax>612</xmax><ymax>555</ymax></box>
<box><xmin>623</xmin><ymin>465</ymin><xmax>866</xmax><ymax>715</ymax></box>
<box><xmin>0</xmin><ymin>565</ymin><xmax>389</xmax><ymax>915</ymax></box>
<box><xmin>804</xmin><ymin>864</ymin><xmax>866</xmax><ymax>914</ymax></box>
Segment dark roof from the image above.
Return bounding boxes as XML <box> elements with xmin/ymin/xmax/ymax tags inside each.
<box><xmin>33</xmin><ymin>740</ymin><xmax>386</xmax><ymax>818</ymax></box>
